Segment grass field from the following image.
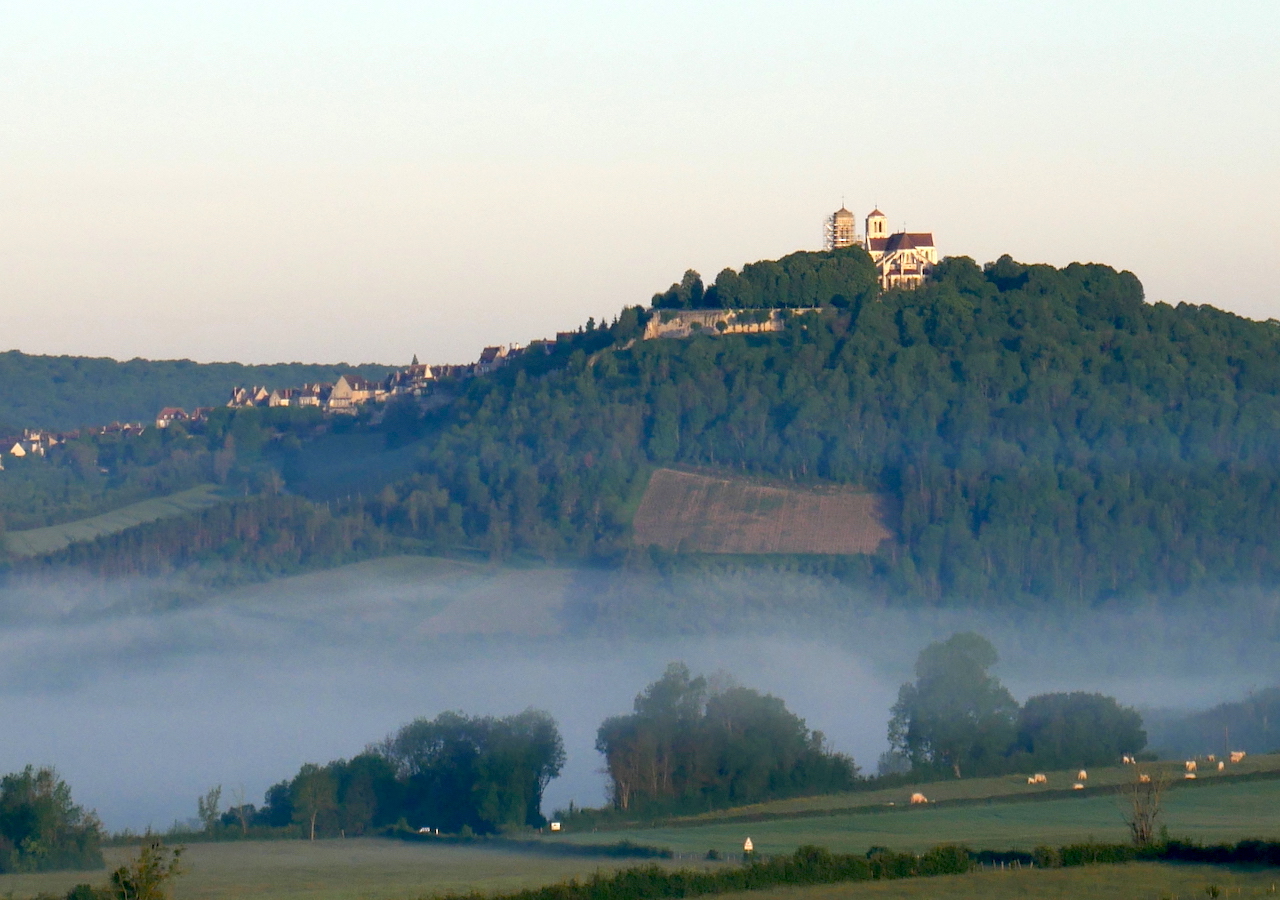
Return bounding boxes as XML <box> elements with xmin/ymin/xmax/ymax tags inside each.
<box><xmin>3</xmin><ymin>484</ymin><xmax>228</xmax><ymax>558</ymax></box>
<box><xmin>0</xmin><ymin>839</ymin><xmax>697</xmax><ymax>900</ymax></box>
<box><xmin>556</xmin><ymin>768</ymin><xmax>1280</xmax><ymax>857</ymax></box>
<box><xmin>4</xmin><ymin>770</ymin><xmax>1280</xmax><ymax>900</ymax></box>
<box><xmin>632</xmin><ymin>468</ymin><xmax>891</xmax><ymax>555</ymax></box>
<box><xmin>715</xmin><ymin>863</ymin><xmax>1280</xmax><ymax>900</ymax></box>
<box><xmin>4</xmin><ymin>841</ymin><xmax>1278</xmax><ymax>900</ymax></box>
<box><xmin>661</xmin><ymin>755</ymin><xmax>1280</xmax><ymax>826</ymax></box>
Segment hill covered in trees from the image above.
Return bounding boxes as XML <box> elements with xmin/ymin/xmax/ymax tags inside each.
<box><xmin>0</xmin><ymin>351</ymin><xmax>393</xmax><ymax>433</ymax></box>
<box><xmin>8</xmin><ymin>244</ymin><xmax>1280</xmax><ymax>609</ymax></box>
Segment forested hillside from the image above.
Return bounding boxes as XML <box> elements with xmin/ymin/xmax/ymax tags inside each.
<box><xmin>11</xmin><ymin>245</ymin><xmax>1280</xmax><ymax>608</ymax></box>
<box><xmin>0</xmin><ymin>351</ymin><xmax>393</xmax><ymax>432</ymax></box>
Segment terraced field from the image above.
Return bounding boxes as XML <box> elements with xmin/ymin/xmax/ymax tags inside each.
<box><xmin>632</xmin><ymin>468</ymin><xmax>891</xmax><ymax>554</ymax></box>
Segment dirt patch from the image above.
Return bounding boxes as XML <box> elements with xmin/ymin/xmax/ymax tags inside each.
<box><xmin>632</xmin><ymin>468</ymin><xmax>893</xmax><ymax>555</ymax></box>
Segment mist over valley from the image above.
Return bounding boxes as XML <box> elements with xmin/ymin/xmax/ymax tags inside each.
<box><xmin>3</xmin><ymin>556</ymin><xmax>1278</xmax><ymax>831</ymax></box>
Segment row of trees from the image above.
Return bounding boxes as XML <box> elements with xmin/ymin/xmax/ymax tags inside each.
<box><xmin>595</xmin><ymin>664</ymin><xmax>858</xmax><ymax>813</ymax></box>
<box><xmin>222</xmin><ymin>710</ymin><xmax>565</xmax><ymax>839</ymax></box>
<box><xmin>651</xmin><ymin>245</ymin><xmax>880</xmax><ymax>310</ymax></box>
<box><xmin>887</xmin><ymin>633</ymin><xmax>1147</xmax><ymax>778</ymax></box>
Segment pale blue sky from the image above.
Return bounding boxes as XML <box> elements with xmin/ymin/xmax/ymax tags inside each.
<box><xmin>2</xmin><ymin>1</ymin><xmax>1277</xmax><ymax>364</ymax></box>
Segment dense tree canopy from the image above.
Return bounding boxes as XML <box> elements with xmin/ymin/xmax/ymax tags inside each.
<box><xmin>596</xmin><ymin>663</ymin><xmax>858</xmax><ymax>813</ymax></box>
<box><xmin>889</xmin><ymin>634</ymin><xmax>1019</xmax><ymax>777</ymax></box>
<box><xmin>1013</xmin><ymin>692</ymin><xmax>1147</xmax><ymax>768</ymax></box>
<box><xmin>0</xmin><ymin>766</ymin><xmax>103</xmax><ymax>873</ymax></box>
<box><xmin>0</xmin><ymin>351</ymin><xmax>392</xmax><ymax>433</ymax></box>
<box><xmin>251</xmin><ymin>710</ymin><xmax>565</xmax><ymax>838</ymax></box>
<box><xmin>889</xmin><ymin>634</ymin><xmax>1148</xmax><ymax>777</ymax></box>
<box><xmin>13</xmin><ymin>248</ymin><xmax>1280</xmax><ymax>610</ymax></box>
<box><xmin>379</xmin><ymin>709</ymin><xmax>565</xmax><ymax>833</ymax></box>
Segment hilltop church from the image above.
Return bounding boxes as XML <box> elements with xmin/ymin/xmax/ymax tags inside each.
<box><xmin>825</xmin><ymin>206</ymin><xmax>938</xmax><ymax>290</ymax></box>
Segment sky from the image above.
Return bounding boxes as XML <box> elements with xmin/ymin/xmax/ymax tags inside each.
<box><xmin>1</xmin><ymin>1</ymin><xmax>1277</xmax><ymax>366</ymax></box>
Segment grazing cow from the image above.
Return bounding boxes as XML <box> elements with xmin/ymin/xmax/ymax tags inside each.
<box><xmin>1073</xmin><ymin>782</ymin><xmax>1085</xmax><ymax>790</ymax></box>
<box><xmin>1218</xmin><ymin>761</ymin><xmax>1225</xmax><ymax>771</ymax></box>
<box><xmin>1077</xmin><ymin>770</ymin><xmax>1088</xmax><ymax>781</ymax></box>
<box><xmin>1185</xmin><ymin>760</ymin><xmax>1197</xmax><ymax>772</ymax></box>
<box><xmin>1032</xmin><ymin>773</ymin><xmax>1048</xmax><ymax>784</ymax></box>
<box><xmin>910</xmin><ymin>793</ymin><xmax>928</xmax><ymax>805</ymax></box>
<box><xmin>1139</xmin><ymin>773</ymin><xmax>1151</xmax><ymax>783</ymax></box>
<box><xmin>1122</xmin><ymin>755</ymin><xmax>1135</xmax><ymax>765</ymax></box>
<box><xmin>1230</xmin><ymin>751</ymin><xmax>1247</xmax><ymax>763</ymax></box>
<box><xmin>1185</xmin><ymin>773</ymin><xmax>1197</xmax><ymax>779</ymax></box>
<box><xmin>1207</xmin><ymin>755</ymin><xmax>1216</xmax><ymax>763</ymax></box>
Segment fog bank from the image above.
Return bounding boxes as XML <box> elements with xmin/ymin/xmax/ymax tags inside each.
<box><xmin>1</xmin><ymin>560</ymin><xmax>1277</xmax><ymax>830</ymax></box>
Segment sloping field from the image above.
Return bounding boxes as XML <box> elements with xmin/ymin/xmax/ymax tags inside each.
<box><xmin>632</xmin><ymin>468</ymin><xmax>892</xmax><ymax>554</ymax></box>
<box><xmin>559</xmin><ymin>777</ymin><xmax>1280</xmax><ymax>856</ymax></box>
<box><xmin>3</xmin><ymin>484</ymin><xmax>228</xmax><ymax>558</ymax></box>
<box><xmin>666</xmin><ymin>754</ymin><xmax>1280</xmax><ymax>825</ymax></box>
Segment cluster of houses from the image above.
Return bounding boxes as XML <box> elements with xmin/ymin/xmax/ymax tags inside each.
<box><xmin>1</xmin><ymin>422</ymin><xmax>147</xmax><ymax>468</ymax></box>
<box><xmin>210</xmin><ymin>344</ymin><xmax>531</xmax><ymax>419</ymax></box>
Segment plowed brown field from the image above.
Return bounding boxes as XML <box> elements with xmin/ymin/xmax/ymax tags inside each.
<box><xmin>632</xmin><ymin>468</ymin><xmax>892</xmax><ymax>555</ymax></box>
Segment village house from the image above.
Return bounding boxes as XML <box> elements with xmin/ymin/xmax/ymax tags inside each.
<box><xmin>156</xmin><ymin>407</ymin><xmax>189</xmax><ymax>429</ymax></box>
<box><xmin>386</xmin><ymin>364</ymin><xmax>434</xmax><ymax>396</ymax></box>
<box><xmin>268</xmin><ymin>388</ymin><xmax>299</xmax><ymax>407</ymax></box>
<box><xmin>295</xmin><ymin>383</ymin><xmax>328</xmax><ymax>407</ymax></box>
<box><xmin>326</xmin><ymin>374</ymin><xmax>385</xmax><ymax>412</ymax></box>
<box><xmin>476</xmin><ymin>345</ymin><xmax>516</xmax><ymax>375</ymax></box>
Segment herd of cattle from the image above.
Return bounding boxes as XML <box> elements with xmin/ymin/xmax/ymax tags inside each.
<box><xmin>904</xmin><ymin>751</ymin><xmax>1250</xmax><ymax>804</ymax></box>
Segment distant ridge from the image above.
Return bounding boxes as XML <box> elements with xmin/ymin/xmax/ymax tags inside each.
<box><xmin>0</xmin><ymin>350</ymin><xmax>394</xmax><ymax>432</ymax></box>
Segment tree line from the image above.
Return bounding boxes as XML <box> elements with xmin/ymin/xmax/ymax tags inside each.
<box><xmin>886</xmin><ymin>633</ymin><xmax>1147</xmax><ymax>778</ymax></box>
<box><xmin>0</xmin><ymin>349</ymin><xmax>392</xmax><ymax>434</ymax></box>
<box><xmin>595</xmin><ymin>664</ymin><xmax>858</xmax><ymax>814</ymax></box>
<box><xmin>209</xmin><ymin>709</ymin><xmax>565</xmax><ymax>839</ymax></box>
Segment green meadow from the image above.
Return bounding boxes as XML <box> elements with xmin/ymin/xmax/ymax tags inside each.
<box><xmin>656</xmin><ymin>755</ymin><xmax>1280</xmax><ymax>828</ymax></box>
<box><xmin>3</xmin><ymin>770</ymin><xmax>1280</xmax><ymax>900</ymax></box>
<box><xmin>0</xmin><ymin>839</ymin><xmax>687</xmax><ymax>900</ymax></box>
<box><xmin>2</xmin><ymin>484</ymin><xmax>228</xmax><ymax>558</ymax></box>
<box><xmin>554</xmin><ymin>777</ymin><xmax>1280</xmax><ymax>857</ymax></box>
<box><xmin>714</xmin><ymin>863</ymin><xmax>1280</xmax><ymax>900</ymax></box>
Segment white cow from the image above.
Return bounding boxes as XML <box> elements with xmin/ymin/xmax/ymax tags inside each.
<box><xmin>1185</xmin><ymin>760</ymin><xmax>1197</xmax><ymax>772</ymax></box>
<box><xmin>910</xmin><ymin>792</ymin><xmax>929</xmax><ymax>805</ymax></box>
<box><xmin>1077</xmin><ymin>770</ymin><xmax>1088</xmax><ymax>781</ymax></box>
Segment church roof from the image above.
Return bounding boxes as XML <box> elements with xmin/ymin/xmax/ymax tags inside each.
<box><xmin>834</xmin><ymin>206</ymin><xmax>854</xmax><ymax>218</ymax></box>
<box><xmin>868</xmin><ymin>232</ymin><xmax>935</xmax><ymax>254</ymax></box>
<box><xmin>883</xmin><ymin>232</ymin><xmax>935</xmax><ymax>251</ymax></box>
<box><xmin>868</xmin><ymin>208</ymin><xmax>886</xmax><ymax>218</ymax></box>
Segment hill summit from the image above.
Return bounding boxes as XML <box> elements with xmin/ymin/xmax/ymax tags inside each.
<box><xmin>7</xmin><ymin>245</ymin><xmax>1280</xmax><ymax>609</ymax></box>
